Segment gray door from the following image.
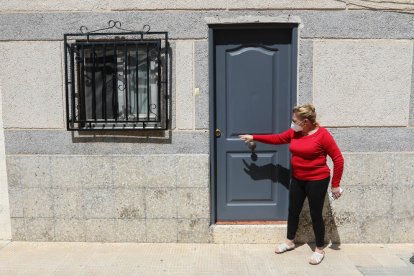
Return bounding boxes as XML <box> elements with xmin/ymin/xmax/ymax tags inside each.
<box><xmin>213</xmin><ymin>26</ymin><xmax>297</xmax><ymax>221</ymax></box>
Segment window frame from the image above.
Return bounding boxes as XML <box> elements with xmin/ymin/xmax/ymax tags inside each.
<box><xmin>64</xmin><ymin>31</ymin><xmax>169</xmax><ymax>131</ymax></box>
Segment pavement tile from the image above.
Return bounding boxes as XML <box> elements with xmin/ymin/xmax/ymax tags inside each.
<box><xmin>356</xmin><ymin>266</ymin><xmax>414</xmax><ymax>276</ymax></box>
<box><xmin>0</xmin><ymin>242</ymin><xmax>412</xmax><ymax>275</ymax></box>
<box><xmin>345</xmin><ymin>254</ymin><xmax>381</xmax><ymax>267</ymax></box>
<box><xmin>0</xmin><ymin>241</ymin><xmax>10</xmax><ymax>248</ymax></box>
<box><xmin>398</xmin><ymin>254</ymin><xmax>414</xmax><ymax>266</ymax></box>
<box><xmin>371</xmin><ymin>253</ymin><xmax>410</xmax><ymax>267</ymax></box>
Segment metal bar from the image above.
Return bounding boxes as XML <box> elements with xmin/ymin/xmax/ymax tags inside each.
<box><xmin>146</xmin><ymin>44</ymin><xmax>150</xmax><ymax>121</ymax></box>
<box><xmin>165</xmin><ymin>34</ymin><xmax>169</xmax><ymax>128</ymax></box>
<box><xmin>91</xmin><ymin>45</ymin><xmax>96</xmax><ymax>120</ymax></box>
<box><xmin>112</xmin><ymin>42</ymin><xmax>118</xmax><ymax>120</ymax></box>
<box><xmin>157</xmin><ymin>41</ymin><xmax>161</xmax><ymax>122</ymax></box>
<box><xmin>124</xmin><ymin>43</ymin><xmax>129</xmax><ymax>121</ymax></box>
<box><xmin>135</xmin><ymin>43</ymin><xmax>139</xmax><ymax>122</ymax></box>
<box><xmin>63</xmin><ymin>36</ymin><xmax>71</xmax><ymax>130</ymax></box>
<box><xmin>76</xmin><ymin>41</ymin><xmax>160</xmax><ymax>46</ymax></box>
<box><xmin>80</xmin><ymin>44</ymin><xmax>86</xmax><ymax>125</ymax></box>
<box><xmin>75</xmin><ymin>119</ymin><xmax>158</xmax><ymax>123</ymax></box>
<box><xmin>70</xmin><ymin>44</ymin><xmax>76</xmax><ymax>128</ymax></box>
<box><xmin>73</xmin><ymin>120</ymin><xmax>167</xmax><ymax>125</ymax></box>
<box><xmin>102</xmin><ymin>44</ymin><xmax>107</xmax><ymax>121</ymax></box>
<box><xmin>65</xmin><ymin>31</ymin><xmax>168</xmax><ymax>37</ymax></box>
<box><xmin>70</xmin><ymin>126</ymin><xmax>167</xmax><ymax>131</ymax></box>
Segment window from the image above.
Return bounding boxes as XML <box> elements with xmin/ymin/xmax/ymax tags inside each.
<box><xmin>64</xmin><ymin>27</ymin><xmax>169</xmax><ymax>130</ymax></box>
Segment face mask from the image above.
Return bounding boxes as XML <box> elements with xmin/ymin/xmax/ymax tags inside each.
<box><xmin>291</xmin><ymin>122</ymin><xmax>303</xmax><ymax>132</ymax></box>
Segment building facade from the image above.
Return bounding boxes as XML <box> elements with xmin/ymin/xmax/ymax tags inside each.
<box><xmin>0</xmin><ymin>1</ymin><xmax>413</xmax><ymax>243</ymax></box>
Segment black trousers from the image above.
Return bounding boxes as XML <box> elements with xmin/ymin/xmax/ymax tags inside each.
<box><xmin>287</xmin><ymin>176</ymin><xmax>330</xmax><ymax>247</ymax></box>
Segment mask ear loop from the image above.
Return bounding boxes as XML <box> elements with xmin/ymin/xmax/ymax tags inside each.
<box><xmin>300</xmin><ymin>118</ymin><xmax>309</xmax><ymax>126</ymax></box>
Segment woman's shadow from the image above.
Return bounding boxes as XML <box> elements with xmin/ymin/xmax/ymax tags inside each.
<box><xmin>242</xmin><ymin>158</ymin><xmax>341</xmax><ymax>248</ymax></box>
<box><xmin>242</xmin><ymin>159</ymin><xmax>290</xmax><ymax>189</ymax></box>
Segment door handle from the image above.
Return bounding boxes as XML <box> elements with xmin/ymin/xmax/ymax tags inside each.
<box><xmin>215</xmin><ymin>128</ymin><xmax>221</xmax><ymax>137</ymax></box>
<box><xmin>248</xmin><ymin>141</ymin><xmax>256</xmax><ymax>151</ymax></box>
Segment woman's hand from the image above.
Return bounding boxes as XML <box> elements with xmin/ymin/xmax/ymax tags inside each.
<box><xmin>239</xmin><ymin>134</ymin><xmax>253</xmax><ymax>143</ymax></box>
<box><xmin>331</xmin><ymin>187</ymin><xmax>342</xmax><ymax>199</ymax></box>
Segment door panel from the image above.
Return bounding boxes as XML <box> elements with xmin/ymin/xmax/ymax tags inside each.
<box><xmin>214</xmin><ymin>27</ymin><xmax>296</xmax><ymax>221</ymax></box>
<box><xmin>225</xmin><ymin>46</ymin><xmax>278</xmax><ymax>136</ymax></box>
<box><xmin>227</xmin><ymin>152</ymin><xmax>277</xmax><ymax>202</ymax></box>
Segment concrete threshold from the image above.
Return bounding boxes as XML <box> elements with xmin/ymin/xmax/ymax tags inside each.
<box><xmin>211</xmin><ymin>224</ymin><xmax>287</xmax><ymax>243</ymax></box>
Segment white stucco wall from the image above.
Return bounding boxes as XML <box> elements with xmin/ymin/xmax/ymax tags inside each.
<box><xmin>313</xmin><ymin>39</ymin><xmax>413</xmax><ymax>127</ymax></box>
<box><xmin>0</xmin><ymin>41</ymin><xmax>64</xmax><ymax>129</ymax></box>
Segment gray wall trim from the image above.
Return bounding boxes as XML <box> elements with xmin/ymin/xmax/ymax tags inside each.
<box><xmin>0</xmin><ymin>11</ymin><xmax>413</xmax><ymax>41</ymax></box>
<box><xmin>291</xmin><ymin>27</ymin><xmax>299</xmax><ymax>108</ymax></box>
<box><xmin>328</xmin><ymin>127</ymin><xmax>414</xmax><ymax>152</ymax></box>
<box><xmin>4</xmin><ymin>130</ymin><xmax>209</xmax><ymax>155</ymax></box>
<box><xmin>5</xmin><ymin>128</ymin><xmax>414</xmax><ymax>155</ymax></box>
<box><xmin>204</xmin><ymin>15</ymin><xmax>302</xmax><ymax>24</ymax></box>
<box><xmin>409</xmin><ymin>40</ymin><xmax>414</xmax><ymax>127</ymax></box>
<box><xmin>208</xmin><ymin>27</ymin><xmax>216</xmax><ymax>225</ymax></box>
<box><xmin>298</xmin><ymin>39</ymin><xmax>313</xmax><ymax>104</ymax></box>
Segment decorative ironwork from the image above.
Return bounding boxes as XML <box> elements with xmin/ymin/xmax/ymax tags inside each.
<box><xmin>79</xmin><ymin>20</ymin><xmax>150</xmax><ymax>35</ymax></box>
<box><xmin>64</xmin><ymin>21</ymin><xmax>169</xmax><ymax>131</ymax></box>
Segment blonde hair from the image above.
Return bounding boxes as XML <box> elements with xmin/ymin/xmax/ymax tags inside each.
<box><xmin>292</xmin><ymin>103</ymin><xmax>319</xmax><ymax>126</ymax></box>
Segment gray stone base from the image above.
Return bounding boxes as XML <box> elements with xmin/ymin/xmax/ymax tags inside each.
<box><xmin>7</xmin><ymin>154</ymin><xmax>211</xmax><ymax>243</ymax></box>
<box><xmin>6</xmin><ymin>152</ymin><xmax>414</xmax><ymax>243</ymax></box>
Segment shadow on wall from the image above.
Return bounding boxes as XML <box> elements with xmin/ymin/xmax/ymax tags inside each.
<box><xmin>242</xmin><ymin>160</ymin><xmax>290</xmax><ymax>189</ymax></box>
<box><xmin>243</xmin><ymin>160</ymin><xmax>341</xmax><ymax>246</ymax></box>
<box><xmin>295</xmin><ymin>196</ymin><xmax>341</xmax><ymax>248</ymax></box>
<box><xmin>71</xmin><ymin>129</ymin><xmax>173</xmax><ymax>144</ymax></box>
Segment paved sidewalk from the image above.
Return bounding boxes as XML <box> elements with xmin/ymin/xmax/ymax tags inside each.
<box><xmin>0</xmin><ymin>241</ymin><xmax>412</xmax><ymax>275</ymax></box>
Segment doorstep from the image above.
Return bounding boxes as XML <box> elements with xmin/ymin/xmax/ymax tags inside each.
<box><xmin>210</xmin><ymin>223</ymin><xmax>287</xmax><ymax>244</ymax></box>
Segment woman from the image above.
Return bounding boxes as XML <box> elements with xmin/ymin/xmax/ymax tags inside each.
<box><xmin>239</xmin><ymin>103</ymin><xmax>344</xmax><ymax>265</ymax></box>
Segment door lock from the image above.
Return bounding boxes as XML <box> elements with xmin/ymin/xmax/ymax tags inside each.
<box><xmin>215</xmin><ymin>128</ymin><xmax>221</xmax><ymax>137</ymax></box>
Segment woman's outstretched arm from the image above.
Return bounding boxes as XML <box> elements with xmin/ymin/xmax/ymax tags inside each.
<box><xmin>239</xmin><ymin>128</ymin><xmax>293</xmax><ymax>145</ymax></box>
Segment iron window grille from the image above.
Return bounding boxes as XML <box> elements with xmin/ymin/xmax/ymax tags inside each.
<box><xmin>64</xmin><ymin>21</ymin><xmax>169</xmax><ymax>130</ymax></box>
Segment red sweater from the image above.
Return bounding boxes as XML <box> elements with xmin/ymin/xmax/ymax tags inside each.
<box><xmin>253</xmin><ymin>127</ymin><xmax>344</xmax><ymax>187</ymax></box>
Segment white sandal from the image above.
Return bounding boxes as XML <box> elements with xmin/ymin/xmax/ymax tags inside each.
<box><xmin>275</xmin><ymin>242</ymin><xmax>295</xmax><ymax>254</ymax></box>
<box><xmin>309</xmin><ymin>251</ymin><xmax>325</xmax><ymax>265</ymax></box>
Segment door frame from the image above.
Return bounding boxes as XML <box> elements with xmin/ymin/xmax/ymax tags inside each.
<box><xmin>208</xmin><ymin>23</ymin><xmax>299</xmax><ymax>224</ymax></box>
